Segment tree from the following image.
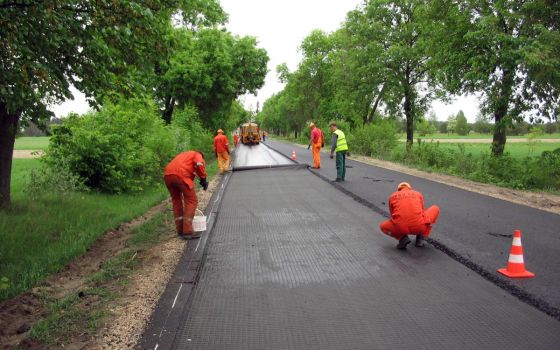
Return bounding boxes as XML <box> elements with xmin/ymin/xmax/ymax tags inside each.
<box><xmin>154</xmin><ymin>28</ymin><xmax>268</xmax><ymax>128</ymax></box>
<box><xmin>455</xmin><ymin>110</ymin><xmax>470</xmax><ymax>135</ymax></box>
<box><xmin>430</xmin><ymin>0</ymin><xmax>560</xmax><ymax>155</ymax></box>
<box><xmin>346</xmin><ymin>0</ymin><xmax>438</xmax><ymax>147</ymax></box>
<box><xmin>447</xmin><ymin>115</ymin><xmax>457</xmax><ymax>134</ymax></box>
<box><xmin>0</xmin><ymin>0</ymin><xmax>224</xmax><ymax>208</ymax></box>
<box><xmin>473</xmin><ymin>113</ymin><xmax>493</xmax><ymax>134</ymax></box>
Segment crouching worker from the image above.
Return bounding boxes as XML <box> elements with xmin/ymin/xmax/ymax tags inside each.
<box><xmin>380</xmin><ymin>182</ymin><xmax>440</xmax><ymax>249</ymax></box>
<box><xmin>164</xmin><ymin>150</ymin><xmax>209</xmax><ymax>240</ymax></box>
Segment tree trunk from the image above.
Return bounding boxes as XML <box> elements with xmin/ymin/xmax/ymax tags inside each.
<box><xmin>365</xmin><ymin>83</ymin><xmax>386</xmax><ymax>124</ymax></box>
<box><xmin>162</xmin><ymin>96</ymin><xmax>175</xmax><ymax>125</ymax></box>
<box><xmin>403</xmin><ymin>80</ymin><xmax>414</xmax><ymax>148</ymax></box>
<box><xmin>491</xmin><ymin>68</ymin><xmax>514</xmax><ymax>156</ymax></box>
<box><xmin>0</xmin><ymin>103</ymin><xmax>20</xmax><ymax>209</ymax></box>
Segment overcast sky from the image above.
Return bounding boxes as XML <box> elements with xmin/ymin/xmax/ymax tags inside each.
<box><xmin>52</xmin><ymin>0</ymin><xmax>481</xmax><ymax>122</ymax></box>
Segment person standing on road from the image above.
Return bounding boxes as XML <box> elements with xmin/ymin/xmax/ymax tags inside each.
<box><xmin>379</xmin><ymin>182</ymin><xmax>440</xmax><ymax>249</ymax></box>
<box><xmin>329</xmin><ymin>122</ymin><xmax>348</xmax><ymax>181</ymax></box>
<box><xmin>164</xmin><ymin>150</ymin><xmax>208</xmax><ymax>240</ymax></box>
<box><xmin>214</xmin><ymin>129</ymin><xmax>230</xmax><ymax>174</ymax></box>
<box><xmin>233</xmin><ymin>132</ymin><xmax>239</xmax><ymax>148</ymax></box>
<box><xmin>308</xmin><ymin>122</ymin><xmax>323</xmax><ymax>169</ymax></box>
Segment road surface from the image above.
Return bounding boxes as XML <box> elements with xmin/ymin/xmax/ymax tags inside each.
<box><xmin>140</xmin><ymin>141</ymin><xmax>560</xmax><ymax>350</ymax></box>
<box><xmin>265</xmin><ymin>139</ymin><xmax>560</xmax><ymax>317</ymax></box>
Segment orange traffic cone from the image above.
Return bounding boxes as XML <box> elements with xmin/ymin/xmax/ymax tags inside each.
<box><xmin>291</xmin><ymin>150</ymin><xmax>297</xmax><ymax>160</ymax></box>
<box><xmin>498</xmin><ymin>230</ymin><xmax>535</xmax><ymax>278</ymax></box>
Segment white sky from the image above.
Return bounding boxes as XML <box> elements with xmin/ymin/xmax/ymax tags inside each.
<box><xmin>52</xmin><ymin>0</ymin><xmax>481</xmax><ymax>122</ymax></box>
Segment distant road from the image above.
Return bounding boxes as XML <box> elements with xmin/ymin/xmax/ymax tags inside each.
<box><xmin>13</xmin><ymin>150</ymin><xmax>43</xmax><ymax>159</ymax></box>
<box><xmin>406</xmin><ymin>138</ymin><xmax>560</xmax><ymax>143</ymax></box>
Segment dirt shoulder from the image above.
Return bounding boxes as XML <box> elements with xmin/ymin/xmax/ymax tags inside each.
<box><xmin>13</xmin><ymin>150</ymin><xmax>44</xmax><ymax>159</ymax></box>
<box><xmin>0</xmin><ymin>176</ymin><xmax>221</xmax><ymax>349</ymax></box>
<box><xmin>351</xmin><ymin>154</ymin><xmax>560</xmax><ymax>215</ymax></box>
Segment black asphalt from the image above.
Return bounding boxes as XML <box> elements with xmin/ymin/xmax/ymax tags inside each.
<box><xmin>172</xmin><ymin>167</ymin><xmax>560</xmax><ymax>349</ymax></box>
<box><xmin>265</xmin><ymin>139</ymin><xmax>560</xmax><ymax>318</ymax></box>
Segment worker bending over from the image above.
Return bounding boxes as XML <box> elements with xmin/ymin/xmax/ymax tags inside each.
<box><xmin>214</xmin><ymin>129</ymin><xmax>230</xmax><ymax>174</ymax></box>
<box><xmin>308</xmin><ymin>122</ymin><xmax>324</xmax><ymax>169</ymax></box>
<box><xmin>164</xmin><ymin>150</ymin><xmax>208</xmax><ymax>240</ymax></box>
<box><xmin>380</xmin><ymin>182</ymin><xmax>440</xmax><ymax>249</ymax></box>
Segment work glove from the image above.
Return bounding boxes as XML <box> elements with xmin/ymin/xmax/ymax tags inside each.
<box><xmin>330</xmin><ymin>154</ymin><xmax>334</xmax><ymax>159</ymax></box>
<box><xmin>307</xmin><ymin>144</ymin><xmax>311</xmax><ymax>150</ymax></box>
<box><xmin>199</xmin><ymin>178</ymin><xmax>208</xmax><ymax>191</ymax></box>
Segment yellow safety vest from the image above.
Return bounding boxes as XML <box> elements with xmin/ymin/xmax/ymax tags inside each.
<box><xmin>334</xmin><ymin>129</ymin><xmax>348</xmax><ymax>152</ymax></box>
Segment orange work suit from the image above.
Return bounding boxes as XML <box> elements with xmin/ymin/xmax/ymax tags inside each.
<box><xmin>233</xmin><ymin>134</ymin><xmax>239</xmax><ymax>147</ymax></box>
<box><xmin>164</xmin><ymin>151</ymin><xmax>207</xmax><ymax>235</ymax></box>
<box><xmin>214</xmin><ymin>134</ymin><xmax>230</xmax><ymax>173</ymax></box>
<box><xmin>379</xmin><ymin>188</ymin><xmax>440</xmax><ymax>241</ymax></box>
<box><xmin>310</xmin><ymin>127</ymin><xmax>323</xmax><ymax>168</ymax></box>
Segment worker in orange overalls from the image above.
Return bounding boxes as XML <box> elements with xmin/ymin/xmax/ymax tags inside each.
<box><xmin>164</xmin><ymin>150</ymin><xmax>208</xmax><ymax>240</ymax></box>
<box><xmin>308</xmin><ymin>122</ymin><xmax>323</xmax><ymax>169</ymax></box>
<box><xmin>379</xmin><ymin>182</ymin><xmax>440</xmax><ymax>249</ymax></box>
<box><xmin>214</xmin><ymin>129</ymin><xmax>230</xmax><ymax>174</ymax></box>
<box><xmin>233</xmin><ymin>132</ymin><xmax>239</xmax><ymax>148</ymax></box>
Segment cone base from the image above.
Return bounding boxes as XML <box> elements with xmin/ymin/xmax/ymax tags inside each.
<box><xmin>498</xmin><ymin>268</ymin><xmax>535</xmax><ymax>278</ymax></box>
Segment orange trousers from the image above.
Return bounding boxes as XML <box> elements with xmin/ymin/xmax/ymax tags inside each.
<box><xmin>217</xmin><ymin>151</ymin><xmax>230</xmax><ymax>173</ymax></box>
<box><xmin>164</xmin><ymin>174</ymin><xmax>198</xmax><ymax>234</ymax></box>
<box><xmin>380</xmin><ymin>205</ymin><xmax>440</xmax><ymax>241</ymax></box>
<box><xmin>312</xmin><ymin>142</ymin><xmax>321</xmax><ymax>168</ymax></box>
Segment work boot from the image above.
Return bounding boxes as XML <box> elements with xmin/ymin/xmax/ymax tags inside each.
<box><xmin>333</xmin><ymin>178</ymin><xmax>343</xmax><ymax>182</ymax></box>
<box><xmin>181</xmin><ymin>232</ymin><xmax>201</xmax><ymax>240</ymax></box>
<box><xmin>415</xmin><ymin>235</ymin><xmax>425</xmax><ymax>247</ymax></box>
<box><xmin>396</xmin><ymin>236</ymin><xmax>411</xmax><ymax>249</ymax></box>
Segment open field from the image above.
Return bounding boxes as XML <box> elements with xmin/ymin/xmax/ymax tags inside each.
<box><xmin>406</xmin><ymin>133</ymin><xmax>560</xmax><ymax>140</ymax></box>
<box><xmin>14</xmin><ymin>136</ymin><xmax>50</xmax><ymax>150</ymax></box>
<box><xmin>412</xmin><ymin>141</ymin><xmax>560</xmax><ymax>159</ymax></box>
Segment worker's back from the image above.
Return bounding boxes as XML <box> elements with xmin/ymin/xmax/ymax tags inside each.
<box><xmin>388</xmin><ymin>188</ymin><xmax>426</xmax><ymax>226</ymax></box>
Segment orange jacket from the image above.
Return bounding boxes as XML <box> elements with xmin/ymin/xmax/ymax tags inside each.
<box><xmin>214</xmin><ymin>134</ymin><xmax>230</xmax><ymax>153</ymax></box>
<box><xmin>388</xmin><ymin>188</ymin><xmax>431</xmax><ymax>227</ymax></box>
<box><xmin>311</xmin><ymin>127</ymin><xmax>323</xmax><ymax>145</ymax></box>
<box><xmin>233</xmin><ymin>134</ymin><xmax>239</xmax><ymax>144</ymax></box>
<box><xmin>164</xmin><ymin>151</ymin><xmax>207</xmax><ymax>189</ymax></box>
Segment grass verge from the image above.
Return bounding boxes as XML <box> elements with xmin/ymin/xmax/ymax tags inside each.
<box><xmin>29</xmin><ymin>212</ymin><xmax>171</xmax><ymax>346</ymax></box>
<box><xmin>0</xmin><ymin>159</ymin><xmax>168</xmax><ymax>301</ymax></box>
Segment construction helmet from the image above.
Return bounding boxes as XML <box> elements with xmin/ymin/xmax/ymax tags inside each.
<box><xmin>309</xmin><ymin>122</ymin><xmax>315</xmax><ymax>128</ymax></box>
<box><xmin>397</xmin><ymin>182</ymin><xmax>411</xmax><ymax>191</ymax></box>
<box><xmin>217</xmin><ymin>129</ymin><xmax>224</xmax><ymax>134</ymax></box>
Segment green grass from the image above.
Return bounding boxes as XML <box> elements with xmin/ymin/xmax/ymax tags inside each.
<box><xmin>0</xmin><ymin>159</ymin><xmax>168</xmax><ymax>301</ymax></box>
<box><xmin>418</xmin><ymin>141</ymin><xmax>560</xmax><ymax>159</ymax></box>
<box><xmin>1</xmin><ymin>158</ymin><xmax>219</xmax><ymax>302</ymax></box>
<box><xmin>407</xmin><ymin>133</ymin><xmax>560</xmax><ymax>139</ymax></box>
<box><xmin>14</xmin><ymin>136</ymin><xmax>50</xmax><ymax>150</ymax></box>
<box><xmin>29</xmin><ymin>287</ymin><xmax>112</xmax><ymax>345</ymax></box>
<box><xmin>29</xmin><ymin>211</ymin><xmax>172</xmax><ymax>345</ymax></box>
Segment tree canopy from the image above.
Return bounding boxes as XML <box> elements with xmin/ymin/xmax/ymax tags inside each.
<box><xmin>0</xmin><ymin>0</ymin><xmax>269</xmax><ymax>208</ymax></box>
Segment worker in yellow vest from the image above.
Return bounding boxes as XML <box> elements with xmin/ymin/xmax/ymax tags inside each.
<box><xmin>329</xmin><ymin>122</ymin><xmax>348</xmax><ymax>182</ymax></box>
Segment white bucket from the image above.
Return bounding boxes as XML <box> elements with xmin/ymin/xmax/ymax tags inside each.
<box><xmin>192</xmin><ymin>209</ymin><xmax>207</xmax><ymax>232</ymax></box>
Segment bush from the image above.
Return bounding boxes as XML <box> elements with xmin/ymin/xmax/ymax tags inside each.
<box><xmin>172</xmin><ymin>106</ymin><xmax>215</xmax><ymax>160</ymax></box>
<box><xmin>45</xmin><ymin>98</ymin><xmax>177</xmax><ymax>193</ymax></box>
<box><xmin>348</xmin><ymin>120</ymin><xmax>398</xmax><ymax>159</ymax></box>
<box><xmin>25</xmin><ymin>159</ymin><xmax>87</xmax><ymax>198</ymax></box>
